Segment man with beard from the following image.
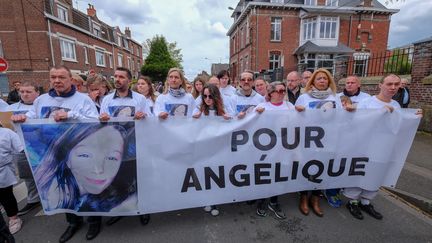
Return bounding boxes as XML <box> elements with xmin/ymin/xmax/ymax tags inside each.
<box><xmin>232</xmin><ymin>71</ymin><xmax>265</xmax><ymax>119</ymax></box>
<box><xmin>286</xmin><ymin>71</ymin><xmax>302</xmax><ymax>104</ymax></box>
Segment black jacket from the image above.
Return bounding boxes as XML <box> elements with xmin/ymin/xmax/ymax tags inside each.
<box><xmin>287</xmin><ymin>87</ymin><xmax>301</xmax><ymax>104</ymax></box>
<box><xmin>392</xmin><ymin>87</ymin><xmax>410</xmax><ymax>108</ymax></box>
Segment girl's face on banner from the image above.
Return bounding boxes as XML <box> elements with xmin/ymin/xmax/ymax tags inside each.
<box><xmin>68</xmin><ymin>126</ymin><xmax>124</xmax><ymax>195</ymax></box>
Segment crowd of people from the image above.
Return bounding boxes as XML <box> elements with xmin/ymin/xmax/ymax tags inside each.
<box><xmin>0</xmin><ymin>65</ymin><xmax>421</xmax><ymax>243</ymax></box>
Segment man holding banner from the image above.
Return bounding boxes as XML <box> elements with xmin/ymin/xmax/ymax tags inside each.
<box><xmin>233</xmin><ymin>71</ymin><xmax>265</xmax><ymax>119</ymax></box>
<box><xmin>345</xmin><ymin>73</ymin><xmax>422</xmax><ymax>220</ymax></box>
<box><xmin>11</xmin><ymin>65</ymin><xmax>100</xmax><ymax>243</ymax></box>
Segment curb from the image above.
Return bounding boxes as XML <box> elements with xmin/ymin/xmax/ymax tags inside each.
<box><xmin>384</xmin><ymin>187</ymin><xmax>432</xmax><ymax>216</ymax></box>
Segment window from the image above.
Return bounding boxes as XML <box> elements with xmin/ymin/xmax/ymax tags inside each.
<box><xmin>59</xmin><ymin>38</ymin><xmax>76</xmax><ymax>61</ymax></box>
<box><xmin>127</xmin><ymin>57</ymin><xmax>131</xmax><ymax>70</ymax></box>
<box><xmin>269</xmin><ymin>53</ymin><xmax>281</xmax><ymax>70</ymax></box>
<box><xmin>245</xmin><ymin>55</ymin><xmax>249</xmax><ymax>70</ymax></box>
<box><xmin>239</xmin><ymin>58</ymin><xmax>243</xmax><ymax>72</ymax></box>
<box><xmin>271</xmin><ymin>17</ymin><xmax>282</xmax><ymax>41</ymax></box>
<box><xmin>325</xmin><ymin>0</ymin><xmax>338</xmax><ymax>6</ymax></box>
<box><xmin>353</xmin><ymin>53</ymin><xmax>370</xmax><ymax>77</ymax></box>
<box><xmin>319</xmin><ymin>17</ymin><xmax>337</xmax><ymax>39</ymax></box>
<box><xmin>302</xmin><ymin>54</ymin><xmax>334</xmax><ymax>73</ymax></box>
<box><xmin>240</xmin><ymin>27</ymin><xmax>244</xmax><ymax>48</ymax></box>
<box><xmin>0</xmin><ymin>40</ymin><xmax>4</xmax><ymax>57</ymax></box>
<box><xmin>271</xmin><ymin>0</ymin><xmax>283</xmax><ymax>4</ymax></box>
<box><xmin>117</xmin><ymin>34</ymin><xmax>122</xmax><ymax>47</ymax></box>
<box><xmin>123</xmin><ymin>39</ymin><xmax>129</xmax><ymax>49</ymax></box>
<box><xmin>96</xmin><ymin>49</ymin><xmax>105</xmax><ymax>67</ymax></box>
<box><xmin>304</xmin><ymin>0</ymin><xmax>316</xmax><ymax>5</ymax></box>
<box><xmin>108</xmin><ymin>54</ymin><xmax>113</xmax><ymax>68</ymax></box>
<box><xmin>117</xmin><ymin>53</ymin><xmax>123</xmax><ymax>67</ymax></box>
<box><xmin>93</xmin><ymin>22</ymin><xmax>101</xmax><ymax>37</ymax></box>
<box><xmin>303</xmin><ymin>18</ymin><xmax>317</xmax><ymax>41</ymax></box>
<box><xmin>57</xmin><ymin>4</ymin><xmax>68</xmax><ymax>22</ymax></box>
<box><xmin>84</xmin><ymin>47</ymin><xmax>89</xmax><ymax>64</ymax></box>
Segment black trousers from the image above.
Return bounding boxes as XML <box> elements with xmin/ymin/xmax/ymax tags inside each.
<box><xmin>0</xmin><ymin>214</ymin><xmax>15</xmax><ymax>243</ymax></box>
<box><xmin>65</xmin><ymin>213</ymin><xmax>101</xmax><ymax>226</ymax></box>
<box><xmin>0</xmin><ymin>186</ymin><xmax>18</xmax><ymax>217</ymax></box>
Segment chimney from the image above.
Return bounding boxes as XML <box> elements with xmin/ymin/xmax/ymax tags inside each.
<box><xmin>87</xmin><ymin>4</ymin><xmax>96</xmax><ymax>17</ymax></box>
<box><xmin>125</xmin><ymin>27</ymin><xmax>131</xmax><ymax>38</ymax></box>
<box><xmin>361</xmin><ymin>0</ymin><xmax>374</xmax><ymax>7</ymax></box>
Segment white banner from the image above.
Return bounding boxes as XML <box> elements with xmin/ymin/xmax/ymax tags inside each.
<box><xmin>17</xmin><ymin>109</ymin><xmax>420</xmax><ymax>216</ymax></box>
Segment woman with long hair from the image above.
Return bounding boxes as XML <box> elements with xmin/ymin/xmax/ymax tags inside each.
<box><xmin>192</xmin><ymin>76</ymin><xmax>206</xmax><ymax>99</ymax></box>
<box><xmin>154</xmin><ymin>68</ymin><xmax>196</xmax><ymax>119</ymax></box>
<box><xmin>34</xmin><ymin>123</ymin><xmax>137</xmax><ymax>212</ymax></box>
<box><xmin>193</xmin><ymin>84</ymin><xmax>231</xmax><ymax>120</ymax></box>
<box><xmin>135</xmin><ymin>76</ymin><xmax>157</xmax><ymax>115</ymax></box>
<box><xmin>295</xmin><ymin>68</ymin><xmax>342</xmax><ymax>217</ymax></box>
<box><xmin>192</xmin><ymin>84</ymin><xmax>230</xmax><ymax>216</ymax></box>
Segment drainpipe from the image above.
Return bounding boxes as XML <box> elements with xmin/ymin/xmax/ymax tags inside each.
<box><xmin>48</xmin><ymin>19</ymin><xmax>55</xmax><ymax>66</ymax></box>
<box><xmin>348</xmin><ymin>15</ymin><xmax>352</xmax><ymax>47</ymax></box>
<box><xmin>255</xmin><ymin>7</ymin><xmax>258</xmax><ymax>71</ymax></box>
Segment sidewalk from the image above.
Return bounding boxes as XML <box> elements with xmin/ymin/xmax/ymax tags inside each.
<box><xmin>389</xmin><ymin>132</ymin><xmax>432</xmax><ymax>214</ymax></box>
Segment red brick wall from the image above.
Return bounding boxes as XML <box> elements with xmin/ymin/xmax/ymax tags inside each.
<box><xmin>410</xmin><ymin>40</ymin><xmax>432</xmax><ymax>105</ymax></box>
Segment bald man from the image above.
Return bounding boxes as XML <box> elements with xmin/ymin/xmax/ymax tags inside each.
<box><xmin>337</xmin><ymin>75</ymin><xmax>371</xmax><ymax>107</ymax></box>
<box><xmin>286</xmin><ymin>71</ymin><xmax>302</xmax><ymax>104</ymax></box>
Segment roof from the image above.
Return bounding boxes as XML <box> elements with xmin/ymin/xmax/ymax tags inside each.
<box><xmin>294</xmin><ymin>41</ymin><xmax>354</xmax><ymax>55</ymax></box>
<box><xmin>227</xmin><ymin>0</ymin><xmax>398</xmax><ymax>36</ymax></box>
<box><xmin>413</xmin><ymin>36</ymin><xmax>432</xmax><ymax>45</ymax></box>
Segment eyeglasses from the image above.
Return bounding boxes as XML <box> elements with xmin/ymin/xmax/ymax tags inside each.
<box><xmin>273</xmin><ymin>89</ymin><xmax>286</xmax><ymax>94</ymax></box>
<box><xmin>203</xmin><ymin>94</ymin><xmax>213</xmax><ymax>99</ymax></box>
<box><xmin>303</xmin><ymin>76</ymin><xmax>311</xmax><ymax>79</ymax></box>
<box><xmin>240</xmin><ymin>78</ymin><xmax>253</xmax><ymax>82</ymax></box>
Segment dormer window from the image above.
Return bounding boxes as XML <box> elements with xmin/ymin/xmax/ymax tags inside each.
<box><xmin>92</xmin><ymin>22</ymin><xmax>101</xmax><ymax>37</ymax></box>
<box><xmin>304</xmin><ymin>0</ymin><xmax>317</xmax><ymax>5</ymax></box>
<box><xmin>57</xmin><ymin>4</ymin><xmax>68</xmax><ymax>22</ymax></box>
<box><xmin>325</xmin><ymin>0</ymin><xmax>338</xmax><ymax>6</ymax></box>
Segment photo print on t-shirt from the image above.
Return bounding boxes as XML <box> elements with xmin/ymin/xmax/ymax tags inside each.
<box><xmin>236</xmin><ymin>104</ymin><xmax>257</xmax><ymax>113</ymax></box>
<box><xmin>12</xmin><ymin>110</ymin><xmax>28</xmax><ymax>115</ymax></box>
<box><xmin>166</xmin><ymin>104</ymin><xmax>188</xmax><ymax>116</ymax></box>
<box><xmin>308</xmin><ymin>100</ymin><xmax>336</xmax><ymax>109</ymax></box>
<box><xmin>109</xmin><ymin>106</ymin><xmax>136</xmax><ymax>117</ymax></box>
<box><xmin>41</xmin><ymin>106</ymin><xmax>71</xmax><ymax>118</ymax></box>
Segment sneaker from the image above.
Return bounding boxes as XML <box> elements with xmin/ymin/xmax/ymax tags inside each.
<box><xmin>256</xmin><ymin>201</ymin><xmax>267</xmax><ymax>217</ymax></box>
<box><xmin>360</xmin><ymin>203</ymin><xmax>383</xmax><ymax>220</ymax></box>
<box><xmin>267</xmin><ymin>203</ymin><xmax>286</xmax><ymax>219</ymax></box>
<box><xmin>325</xmin><ymin>190</ymin><xmax>342</xmax><ymax>208</ymax></box>
<box><xmin>210</xmin><ymin>207</ymin><xmax>219</xmax><ymax>216</ymax></box>
<box><xmin>203</xmin><ymin>206</ymin><xmax>212</xmax><ymax>212</ymax></box>
<box><xmin>18</xmin><ymin>202</ymin><xmax>40</xmax><ymax>216</ymax></box>
<box><xmin>346</xmin><ymin>202</ymin><xmax>363</xmax><ymax>220</ymax></box>
<box><xmin>9</xmin><ymin>217</ymin><xmax>23</xmax><ymax>234</ymax></box>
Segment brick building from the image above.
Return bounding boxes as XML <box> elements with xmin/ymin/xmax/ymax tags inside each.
<box><xmin>227</xmin><ymin>0</ymin><xmax>398</xmax><ymax>80</ymax></box>
<box><xmin>0</xmin><ymin>0</ymin><xmax>143</xmax><ymax>96</ymax></box>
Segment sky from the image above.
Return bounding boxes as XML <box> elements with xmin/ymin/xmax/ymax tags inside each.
<box><xmin>74</xmin><ymin>0</ymin><xmax>432</xmax><ymax>79</ymax></box>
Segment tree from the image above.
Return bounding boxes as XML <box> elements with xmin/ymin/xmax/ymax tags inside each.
<box><xmin>141</xmin><ymin>35</ymin><xmax>177</xmax><ymax>82</ymax></box>
<box><xmin>384</xmin><ymin>48</ymin><xmax>412</xmax><ymax>75</ymax></box>
<box><xmin>142</xmin><ymin>36</ymin><xmax>183</xmax><ymax>69</ymax></box>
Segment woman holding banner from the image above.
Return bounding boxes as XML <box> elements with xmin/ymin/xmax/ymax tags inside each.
<box><xmin>193</xmin><ymin>84</ymin><xmax>231</xmax><ymax>216</ymax></box>
<box><xmin>154</xmin><ymin>68</ymin><xmax>196</xmax><ymax>119</ymax></box>
<box><xmin>34</xmin><ymin>123</ymin><xmax>137</xmax><ymax>213</ymax></box>
<box><xmin>135</xmin><ymin>76</ymin><xmax>157</xmax><ymax>115</ymax></box>
<box><xmin>294</xmin><ymin>68</ymin><xmax>341</xmax><ymax>217</ymax></box>
<box><xmin>253</xmin><ymin>81</ymin><xmax>302</xmax><ymax>219</ymax></box>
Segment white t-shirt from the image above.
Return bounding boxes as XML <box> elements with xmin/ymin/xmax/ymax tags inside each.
<box><xmin>146</xmin><ymin>97</ymin><xmax>155</xmax><ymax>115</ymax></box>
<box><xmin>336</xmin><ymin>91</ymin><xmax>371</xmax><ymax>105</ymax></box>
<box><xmin>100</xmin><ymin>90</ymin><xmax>152</xmax><ymax>118</ymax></box>
<box><xmin>295</xmin><ymin>93</ymin><xmax>341</xmax><ymax>110</ymax></box>
<box><xmin>154</xmin><ymin>93</ymin><xmax>196</xmax><ymax>117</ymax></box>
<box><xmin>357</xmin><ymin>96</ymin><xmax>401</xmax><ymax>109</ymax></box>
<box><xmin>0</xmin><ymin>99</ymin><xmax>8</xmax><ymax>111</ymax></box>
<box><xmin>220</xmin><ymin>85</ymin><xmax>236</xmax><ymax>97</ymax></box>
<box><xmin>0</xmin><ymin>127</ymin><xmax>24</xmax><ymax>188</ymax></box>
<box><xmin>255</xmin><ymin>101</ymin><xmax>295</xmax><ymax>111</ymax></box>
<box><xmin>7</xmin><ymin>102</ymin><xmax>34</xmax><ymax>115</ymax></box>
<box><xmin>232</xmin><ymin>90</ymin><xmax>265</xmax><ymax>114</ymax></box>
<box><xmin>26</xmin><ymin>90</ymin><xmax>98</xmax><ymax>119</ymax></box>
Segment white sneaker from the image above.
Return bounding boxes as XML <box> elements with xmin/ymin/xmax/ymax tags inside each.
<box><xmin>9</xmin><ymin>217</ymin><xmax>23</xmax><ymax>234</ymax></box>
<box><xmin>203</xmin><ymin>206</ymin><xmax>212</xmax><ymax>212</ymax></box>
<box><xmin>210</xmin><ymin>208</ymin><xmax>219</xmax><ymax>216</ymax></box>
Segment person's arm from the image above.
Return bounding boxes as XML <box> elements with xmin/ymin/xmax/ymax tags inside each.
<box><xmin>154</xmin><ymin>95</ymin><xmax>169</xmax><ymax>119</ymax></box>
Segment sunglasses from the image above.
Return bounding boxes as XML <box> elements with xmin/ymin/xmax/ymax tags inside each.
<box><xmin>203</xmin><ymin>94</ymin><xmax>213</xmax><ymax>99</ymax></box>
<box><xmin>273</xmin><ymin>89</ymin><xmax>286</xmax><ymax>94</ymax></box>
